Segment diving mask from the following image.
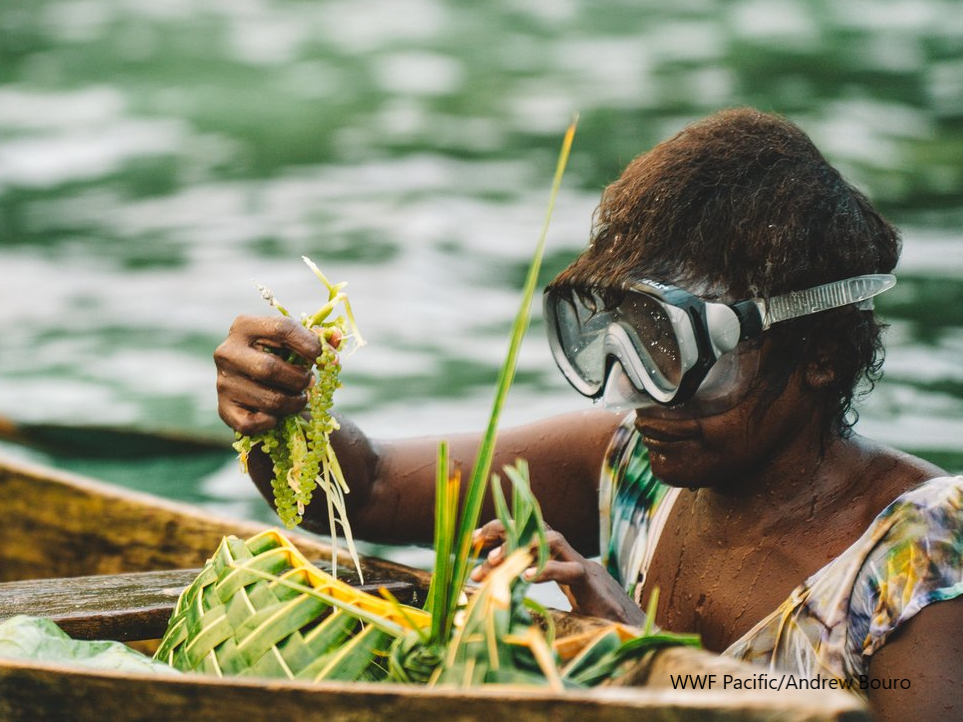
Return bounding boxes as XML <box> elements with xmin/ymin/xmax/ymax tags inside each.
<box><xmin>543</xmin><ymin>274</ymin><xmax>896</xmax><ymax>413</ymax></box>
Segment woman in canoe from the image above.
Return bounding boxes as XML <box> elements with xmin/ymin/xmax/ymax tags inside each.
<box><xmin>214</xmin><ymin>108</ymin><xmax>963</xmax><ymax>720</ymax></box>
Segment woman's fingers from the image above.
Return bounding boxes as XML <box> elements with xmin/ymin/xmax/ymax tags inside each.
<box><xmin>246</xmin><ymin>314</ymin><xmax>324</xmax><ymax>364</ymax></box>
<box><xmin>218</xmin><ymin>405</ymin><xmax>281</xmax><ymax>437</ymax></box>
<box><xmin>469</xmin><ymin>520</ymin><xmax>508</xmax><ymax>582</ymax></box>
<box><xmin>470</xmin><ymin>521</ymin><xmax>587</xmax><ymax>583</ymax></box>
<box><xmin>544</xmin><ymin>529</ymin><xmax>578</xmax><ymax>559</ymax></box>
<box><xmin>217</xmin><ymin>315</ymin><xmax>322</xmax><ymax>371</ymax></box>
<box><xmin>325</xmin><ymin>327</ymin><xmax>343</xmax><ymax>350</ymax></box>
<box><xmin>521</xmin><ymin>531</ymin><xmax>590</xmax><ymax>585</ymax></box>
<box><xmin>469</xmin><ymin>519</ymin><xmax>646</xmax><ymax>626</ymax></box>
<box><xmin>214</xmin><ymin>315</ymin><xmax>327</xmax><ymax>435</ymax></box>
<box><xmin>217</xmin><ymin>341</ymin><xmax>313</xmax><ymax>393</ymax></box>
<box><xmin>472</xmin><ymin>519</ymin><xmax>507</xmax><ymax>551</ymax></box>
<box><xmin>522</xmin><ymin>560</ymin><xmax>586</xmax><ymax>585</ymax></box>
<box><xmin>217</xmin><ymin>373</ymin><xmax>308</xmax><ymax>435</ymax></box>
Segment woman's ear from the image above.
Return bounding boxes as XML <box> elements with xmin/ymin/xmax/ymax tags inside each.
<box><xmin>804</xmin><ymin>341</ymin><xmax>837</xmax><ymax>390</ymax></box>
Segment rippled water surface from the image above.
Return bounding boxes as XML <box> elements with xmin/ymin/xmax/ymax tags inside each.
<box><xmin>2</xmin><ymin>0</ymin><xmax>962</xmax><ymax>538</ymax></box>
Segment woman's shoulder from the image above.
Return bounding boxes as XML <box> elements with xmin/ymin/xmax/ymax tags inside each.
<box><xmin>849</xmin><ymin>466</ymin><xmax>963</xmax><ymax>657</ymax></box>
<box><xmin>845</xmin><ymin>436</ymin><xmax>951</xmax><ymax>522</ymax></box>
<box><xmin>850</xmin><ymin>439</ymin><xmax>961</xmax><ymax>585</ymax></box>
<box><xmin>884</xmin><ymin>472</ymin><xmax>963</xmax><ymax>512</ymax></box>
<box><xmin>865</xmin><ymin>472</ymin><xmax>963</xmax><ymax>562</ymax></box>
<box><xmin>861</xmin><ymin>470</ymin><xmax>963</xmax><ymax>573</ymax></box>
<box><xmin>726</xmin><ymin>464</ymin><xmax>963</xmax><ymax>682</ymax></box>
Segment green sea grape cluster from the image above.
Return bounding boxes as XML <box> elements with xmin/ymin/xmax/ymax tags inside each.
<box><xmin>233</xmin><ymin>256</ymin><xmax>364</xmax><ymax>578</ymax></box>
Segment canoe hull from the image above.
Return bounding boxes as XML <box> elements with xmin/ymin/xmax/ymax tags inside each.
<box><xmin>0</xmin><ymin>656</ymin><xmax>868</xmax><ymax>722</ymax></box>
<box><xmin>0</xmin><ymin>452</ymin><xmax>428</xmax><ymax>588</ymax></box>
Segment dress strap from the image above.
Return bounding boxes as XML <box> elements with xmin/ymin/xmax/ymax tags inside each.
<box><xmin>633</xmin><ymin>486</ymin><xmax>681</xmax><ymax>605</ymax></box>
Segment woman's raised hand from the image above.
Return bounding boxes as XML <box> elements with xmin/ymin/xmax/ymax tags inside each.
<box><xmin>470</xmin><ymin>519</ymin><xmax>648</xmax><ymax>627</ymax></box>
<box><xmin>214</xmin><ymin>314</ymin><xmax>332</xmax><ymax>436</ymax></box>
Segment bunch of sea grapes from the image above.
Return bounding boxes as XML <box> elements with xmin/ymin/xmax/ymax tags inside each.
<box><xmin>232</xmin><ymin>257</ymin><xmax>364</xmax><ymax>574</ymax></box>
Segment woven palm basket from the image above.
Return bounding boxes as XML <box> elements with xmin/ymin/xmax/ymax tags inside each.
<box><xmin>154</xmin><ymin>529</ymin><xmax>429</xmax><ymax>681</ymax></box>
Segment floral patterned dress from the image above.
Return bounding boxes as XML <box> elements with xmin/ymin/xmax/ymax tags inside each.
<box><xmin>599</xmin><ymin>417</ymin><xmax>963</xmax><ymax>695</ymax></box>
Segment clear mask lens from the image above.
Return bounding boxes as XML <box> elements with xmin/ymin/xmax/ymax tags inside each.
<box><xmin>617</xmin><ymin>294</ymin><xmax>683</xmax><ymax>388</ymax></box>
<box><xmin>552</xmin><ymin>290</ymin><xmax>687</xmax><ymax>395</ymax></box>
<box><xmin>553</xmin><ymin>294</ymin><xmax>609</xmax><ymax>388</ymax></box>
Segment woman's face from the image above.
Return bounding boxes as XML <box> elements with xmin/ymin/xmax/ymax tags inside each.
<box><xmin>632</xmin><ymin>338</ymin><xmax>818</xmax><ymax>491</ymax></box>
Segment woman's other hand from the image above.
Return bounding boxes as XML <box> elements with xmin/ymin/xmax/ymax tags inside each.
<box><xmin>470</xmin><ymin>519</ymin><xmax>647</xmax><ymax>627</ymax></box>
<box><xmin>214</xmin><ymin>314</ymin><xmax>327</xmax><ymax>435</ymax></box>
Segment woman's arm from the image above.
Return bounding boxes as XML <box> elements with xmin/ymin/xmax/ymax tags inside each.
<box><xmin>867</xmin><ymin>598</ymin><xmax>963</xmax><ymax>721</ymax></box>
<box><xmin>215</xmin><ymin>314</ymin><xmax>624</xmax><ymax>553</ymax></box>
<box><xmin>353</xmin><ymin>408</ymin><xmax>624</xmax><ymax>552</ymax></box>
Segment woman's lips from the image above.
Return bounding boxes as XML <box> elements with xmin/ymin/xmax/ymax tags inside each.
<box><xmin>634</xmin><ymin>417</ymin><xmax>698</xmax><ymax>446</ymax></box>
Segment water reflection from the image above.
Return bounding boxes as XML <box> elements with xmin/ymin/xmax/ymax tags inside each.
<box><xmin>1</xmin><ymin>0</ymin><xmax>961</xmax><ymax>530</ymax></box>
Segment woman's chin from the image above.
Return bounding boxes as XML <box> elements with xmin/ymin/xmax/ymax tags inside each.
<box><xmin>645</xmin><ymin>448</ymin><xmax>710</xmax><ymax>488</ymax></box>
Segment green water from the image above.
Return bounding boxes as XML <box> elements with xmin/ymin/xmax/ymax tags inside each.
<box><xmin>2</xmin><ymin>0</ymin><xmax>962</xmax><ymax>547</ymax></box>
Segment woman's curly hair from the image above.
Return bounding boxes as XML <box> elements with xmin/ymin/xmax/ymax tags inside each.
<box><xmin>550</xmin><ymin>108</ymin><xmax>900</xmax><ymax>435</ymax></box>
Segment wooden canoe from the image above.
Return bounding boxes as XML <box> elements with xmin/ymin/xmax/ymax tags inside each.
<box><xmin>0</xmin><ymin>452</ymin><xmax>869</xmax><ymax>721</ymax></box>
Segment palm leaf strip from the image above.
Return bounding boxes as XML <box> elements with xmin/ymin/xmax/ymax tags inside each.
<box><xmin>446</xmin><ymin>118</ymin><xmax>578</xmax><ymax>615</ymax></box>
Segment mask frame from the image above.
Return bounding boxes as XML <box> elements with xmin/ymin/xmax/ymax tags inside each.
<box><xmin>543</xmin><ymin>274</ymin><xmax>896</xmax><ymax>411</ymax></box>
